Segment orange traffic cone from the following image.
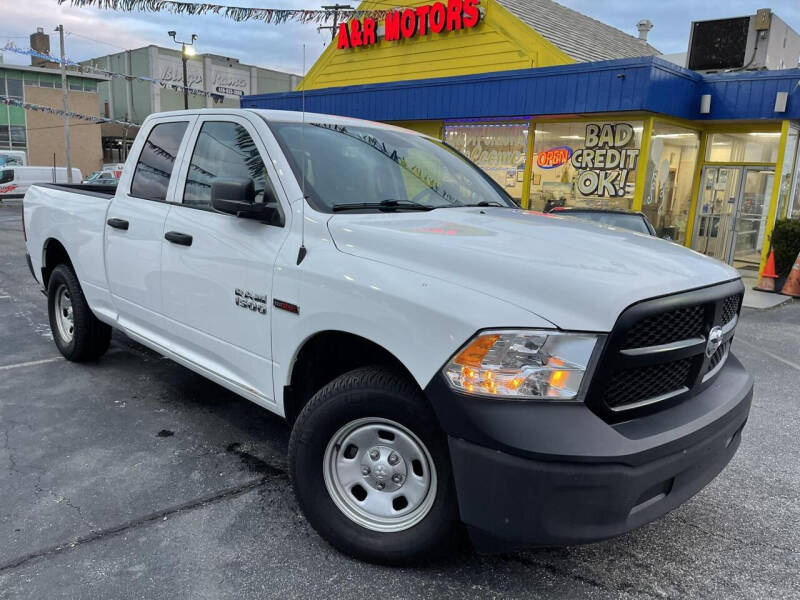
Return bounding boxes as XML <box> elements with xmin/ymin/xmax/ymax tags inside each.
<box><xmin>780</xmin><ymin>251</ymin><xmax>800</xmax><ymax>298</ymax></box>
<box><xmin>755</xmin><ymin>249</ymin><xmax>778</xmax><ymax>292</ymax></box>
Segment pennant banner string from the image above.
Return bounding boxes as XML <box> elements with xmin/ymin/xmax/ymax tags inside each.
<box><xmin>1</xmin><ymin>42</ymin><xmax>225</xmax><ymax>104</ymax></box>
<box><xmin>0</xmin><ymin>94</ymin><xmax>139</xmax><ymax>127</ymax></box>
<box><xmin>57</xmin><ymin>0</ymin><xmax>400</xmax><ymax>23</ymax></box>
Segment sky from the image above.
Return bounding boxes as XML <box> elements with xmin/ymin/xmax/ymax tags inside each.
<box><xmin>1</xmin><ymin>0</ymin><xmax>800</xmax><ymax>76</ymax></box>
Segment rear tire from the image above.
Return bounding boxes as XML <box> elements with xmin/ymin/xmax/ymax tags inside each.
<box><xmin>47</xmin><ymin>264</ymin><xmax>111</xmax><ymax>362</ymax></box>
<box><xmin>289</xmin><ymin>366</ymin><xmax>460</xmax><ymax>564</ymax></box>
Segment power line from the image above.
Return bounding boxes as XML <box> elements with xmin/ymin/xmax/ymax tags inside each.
<box><xmin>26</xmin><ymin>122</ymin><xmax>106</xmax><ymax>131</ymax></box>
<box><xmin>65</xmin><ymin>31</ymin><xmax>129</xmax><ymax>51</ymax></box>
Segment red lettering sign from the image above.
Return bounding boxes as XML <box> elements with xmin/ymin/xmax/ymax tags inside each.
<box><xmin>338</xmin><ymin>0</ymin><xmax>481</xmax><ymax>49</ymax></box>
<box><xmin>385</xmin><ymin>10</ymin><xmax>401</xmax><ymax>41</ymax></box>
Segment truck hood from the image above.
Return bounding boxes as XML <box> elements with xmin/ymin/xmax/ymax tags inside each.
<box><xmin>327</xmin><ymin>208</ymin><xmax>740</xmax><ymax>332</ymax></box>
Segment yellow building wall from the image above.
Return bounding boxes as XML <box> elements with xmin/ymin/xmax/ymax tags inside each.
<box><xmin>389</xmin><ymin>120</ymin><xmax>444</xmax><ymax>138</ymax></box>
<box><xmin>300</xmin><ymin>0</ymin><xmax>574</xmax><ymax>90</ymax></box>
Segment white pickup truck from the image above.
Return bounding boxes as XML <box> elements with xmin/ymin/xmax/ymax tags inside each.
<box><xmin>23</xmin><ymin>109</ymin><xmax>753</xmax><ymax>563</ymax></box>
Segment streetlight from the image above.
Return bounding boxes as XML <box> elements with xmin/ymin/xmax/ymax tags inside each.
<box><xmin>168</xmin><ymin>31</ymin><xmax>197</xmax><ymax>110</ymax></box>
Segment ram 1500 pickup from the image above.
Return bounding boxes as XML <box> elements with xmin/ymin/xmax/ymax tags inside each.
<box><xmin>23</xmin><ymin>109</ymin><xmax>753</xmax><ymax>563</ymax></box>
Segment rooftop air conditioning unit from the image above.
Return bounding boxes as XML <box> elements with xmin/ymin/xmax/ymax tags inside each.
<box><xmin>687</xmin><ymin>9</ymin><xmax>800</xmax><ymax>72</ymax></box>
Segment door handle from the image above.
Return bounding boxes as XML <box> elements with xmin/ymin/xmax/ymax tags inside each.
<box><xmin>164</xmin><ymin>231</ymin><xmax>193</xmax><ymax>246</ymax></box>
<box><xmin>106</xmin><ymin>218</ymin><xmax>129</xmax><ymax>230</ymax></box>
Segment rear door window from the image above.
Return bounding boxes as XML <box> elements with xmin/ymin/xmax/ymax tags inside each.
<box><xmin>130</xmin><ymin>121</ymin><xmax>189</xmax><ymax>201</ymax></box>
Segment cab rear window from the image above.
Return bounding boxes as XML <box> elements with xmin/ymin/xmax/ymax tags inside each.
<box><xmin>0</xmin><ymin>169</ymin><xmax>13</xmax><ymax>184</ymax></box>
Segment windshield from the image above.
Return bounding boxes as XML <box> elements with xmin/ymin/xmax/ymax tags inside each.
<box><xmin>266</xmin><ymin>120</ymin><xmax>517</xmax><ymax>212</ymax></box>
<box><xmin>561</xmin><ymin>211</ymin><xmax>652</xmax><ymax>235</ymax></box>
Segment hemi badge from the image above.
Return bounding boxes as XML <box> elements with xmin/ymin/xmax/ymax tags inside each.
<box><xmin>273</xmin><ymin>299</ymin><xmax>300</xmax><ymax>315</ymax></box>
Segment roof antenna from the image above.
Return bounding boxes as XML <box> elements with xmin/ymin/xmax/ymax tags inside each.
<box><xmin>297</xmin><ymin>43</ymin><xmax>308</xmax><ymax>265</ymax></box>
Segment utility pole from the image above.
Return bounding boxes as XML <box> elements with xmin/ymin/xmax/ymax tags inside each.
<box><xmin>318</xmin><ymin>4</ymin><xmax>354</xmax><ymax>40</ymax></box>
<box><xmin>55</xmin><ymin>25</ymin><xmax>72</xmax><ymax>183</ymax></box>
<box><xmin>168</xmin><ymin>31</ymin><xmax>197</xmax><ymax>110</ymax></box>
<box><xmin>181</xmin><ymin>49</ymin><xmax>188</xmax><ymax>110</ymax></box>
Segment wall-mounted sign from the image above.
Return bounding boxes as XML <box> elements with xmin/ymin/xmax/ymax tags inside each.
<box><xmin>216</xmin><ymin>86</ymin><xmax>244</xmax><ymax>96</ymax></box>
<box><xmin>536</xmin><ymin>146</ymin><xmax>573</xmax><ymax>169</ymax></box>
<box><xmin>158</xmin><ymin>56</ymin><xmax>252</xmax><ymax>97</ymax></box>
<box><xmin>158</xmin><ymin>56</ymin><xmax>204</xmax><ymax>87</ymax></box>
<box><xmin>338</xmin><ymin>0</ymin><xmax>481</xmax><ymax>49</ymax></box>
<box><xmin>211</xmin><ymin>67</ymin><xmax>250</xmax><ymax>96</ymax></box>
<box><xmin>570</xmin><ymin>123</ymin><xmax>640</xmax><ymax>197</ymax></box>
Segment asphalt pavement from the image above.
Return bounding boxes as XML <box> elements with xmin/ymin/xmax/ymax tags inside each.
<box><xmin>0</xmin><ymin>199</ymin><xmax>798</xmax><ymax>599</ymax></box>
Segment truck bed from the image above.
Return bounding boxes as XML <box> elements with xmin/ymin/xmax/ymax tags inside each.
<box><xmin>33</xmin><ymin>182</ymin><xmax>117</xmax><ymax>199</ymax></box>
<box><xmin>24</xmin><ymin>182</ymin><xmax>116</xmax><ymax>321</ymax></box>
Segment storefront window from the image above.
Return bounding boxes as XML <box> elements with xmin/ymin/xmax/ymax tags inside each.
<box><xmin>706</xmin><ymin>132</ymin><xmax>780</xmax><ymax>163</ymax></box>
<box><xmin>787</xmin><ymin>148</ymin><xmax>800</xmax><ymax>220</ymax></box>
<box><xmin>444</xmin><ymin>120</ymin><xmax>529</xmax><ymax>202</ymax></box>
<box><xmin>641</xmin><ymin>123</ymin><xmax>700</xmax><ymax>243</ymax></box>
<box><xmin>776</xmin><ymin>127</ymin><xmax>799</xmax><ymax>219</ymax></box>
<box><xmin>791</xmin><ymin>182</ymin><xmax>800</xmax><ymax>219</ymax></box>
<box><xmin>530</xmin><ymin>121</ymin><xmax>643</xmax><ymax>211</ymax></box>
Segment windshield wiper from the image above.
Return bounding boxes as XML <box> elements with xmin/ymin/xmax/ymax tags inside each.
<box><xmin>437</xmin><ymin>200</ymin><xmax>509</xmax><ymax>208</ymax></box>
<box><xmin>332</xmin><ymin>199</ymin><xmax>434</xmax><ymax>212</ymax></box>
<box><xmin>466</xmin><ymin>201</ymin><xmax>508</xmax><ymax>207</ymax></box>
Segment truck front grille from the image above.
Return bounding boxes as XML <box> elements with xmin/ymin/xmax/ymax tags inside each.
<box><xmin>602</xmin><ymin>359</ymin><xmax>693</xmax><ymax>410</ymax></box>
<box><xmin>586</xmin><ymin>280</ymin><xmax>744</xmax><ymax>422</ymax></box>
<box><xmin>622</xmin><ymin>305</ymin><xmax>705</xmax><ymax>349</ymax></box>
<box><xmin>721</xmin><ymin>294</ymin><xmax>741</xmax><ymax>325</ymax></box>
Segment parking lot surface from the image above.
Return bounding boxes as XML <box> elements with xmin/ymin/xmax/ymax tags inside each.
<box><xmin>1</xmin><ymin>199</ymin><xmax>798</xmax><ymax>599</ymax></box>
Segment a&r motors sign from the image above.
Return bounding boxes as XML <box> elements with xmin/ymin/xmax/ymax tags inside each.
<box><xmin>337</xmin><ymin>0</ymin><xmax>482</xmax><ymax>49</ymax></box>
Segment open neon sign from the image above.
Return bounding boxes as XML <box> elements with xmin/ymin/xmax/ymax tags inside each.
<box><xmin>536</xmin><ymin>146</ymin><xmax>573</xmax><ymax>169</ymax></box>
<box><xmin>338</xmin><ymin>0</ymin><xmax>482</xmax><ymax>49</ymax></box>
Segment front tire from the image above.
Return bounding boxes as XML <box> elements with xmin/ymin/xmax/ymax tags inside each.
<box><xmin>47</xmin><ymin>264</ymin><xmax>111</xmax><ymax>361</ymax></box>
<box><xmin>289</xmin><ymin>367</ymin><xmax>460</xmax><ymax>564</ymax></box>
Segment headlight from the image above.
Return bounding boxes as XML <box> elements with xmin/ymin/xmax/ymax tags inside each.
<box><xmin>442</xmin><ymin>330</ymin><xmax>600</xmax><ymax>400</ymax></box>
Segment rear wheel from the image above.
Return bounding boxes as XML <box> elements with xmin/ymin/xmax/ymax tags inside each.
<box><xmin>47</xmin><ymin>264</ymin><xmax>111</xmax><ymax>361</ymax></box>
<box><xmin>289</xmin><ymin>366</ymin><xmax>460</xmax><ymax>564</ymax></box>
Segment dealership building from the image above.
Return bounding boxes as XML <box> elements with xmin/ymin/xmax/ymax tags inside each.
<box><xmin>243</xmin><ymin>0</ymin><xmax>800</xmax><ymax>272</ymax></box>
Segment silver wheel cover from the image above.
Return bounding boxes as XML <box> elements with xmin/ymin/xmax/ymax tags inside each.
<box><xmin>54</xmin><ymin>283</ymin><xmax>74</xmax><ymax>344</ymax></box>
<box><xmin>323</xmin><ymin>417</ymin><xmax>437</xmax><ymax>533</ymax></box>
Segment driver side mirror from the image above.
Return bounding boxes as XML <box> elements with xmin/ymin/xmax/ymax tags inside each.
<box><xmin>211</xmin><ymin>177</ymin><xmax>281</xmax><ymax>225</ymax></box>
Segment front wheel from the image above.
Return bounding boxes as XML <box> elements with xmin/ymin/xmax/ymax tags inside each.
<box><xmin>289</xmin><ymin>367</ymin><xmax>460</xmax><ymax>564</ymax></box>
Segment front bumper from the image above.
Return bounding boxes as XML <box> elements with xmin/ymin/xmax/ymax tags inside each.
<box><xmin>425</xmin><ymin>354</ymin><xmax>753</xmax><ymax>553</ymax></box>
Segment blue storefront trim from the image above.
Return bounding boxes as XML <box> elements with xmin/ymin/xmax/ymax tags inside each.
<box><xmin>243</xmin><ymin>57</ymin><xmax>800</xmax><ymax>123</ymax></box>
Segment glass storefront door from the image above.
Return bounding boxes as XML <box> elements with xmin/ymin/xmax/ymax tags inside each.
<box><xmin>694</xmin><ymin>166</ymin><xmax>741</xmax><ymax>262</ymax></box>
<box><xmin>693</xmin><ymin>166</ymin><xmax>774</xmax><ymax>264</ymax></box>
<box><xmin>733</xmin><ymin>168</ymin><xmax>773</xmax><ymax>266</ymax></box>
